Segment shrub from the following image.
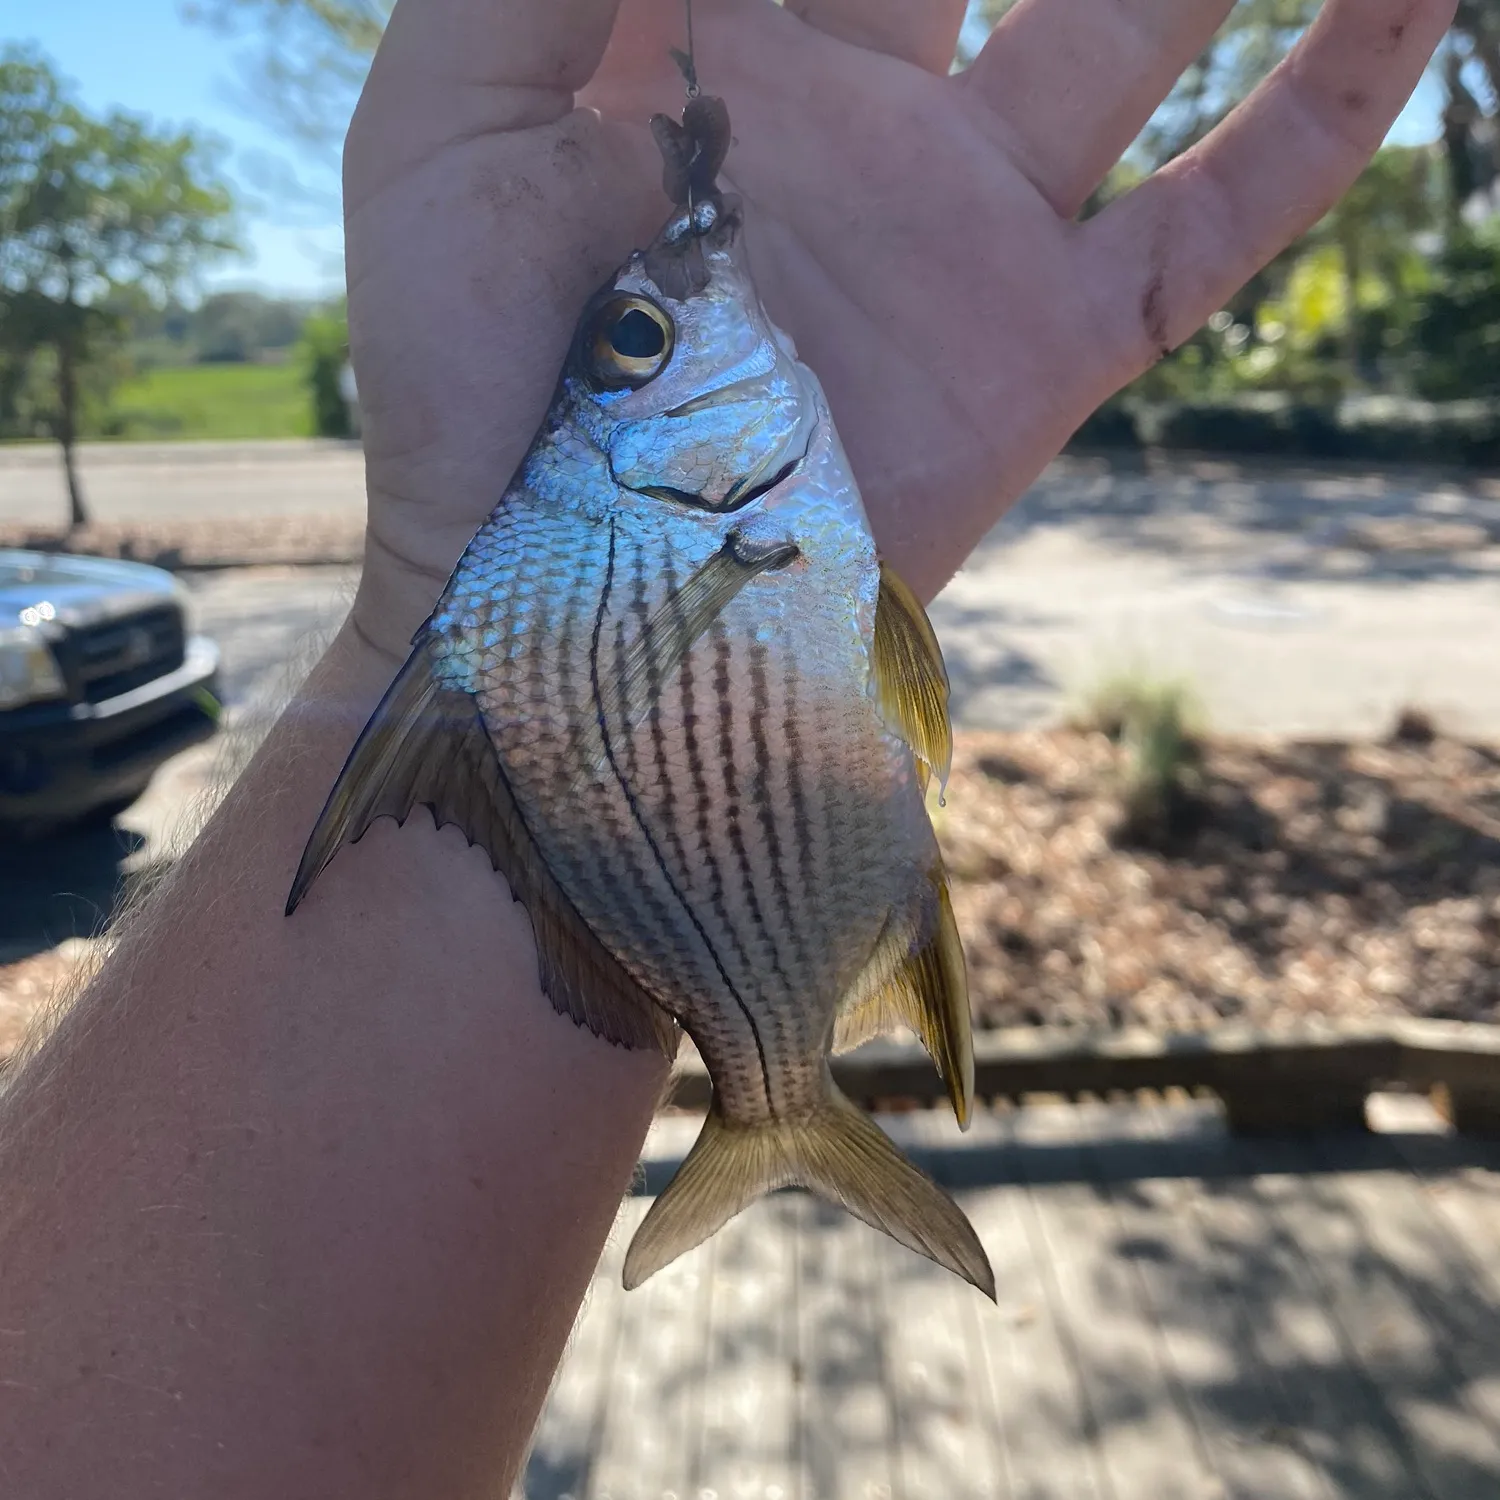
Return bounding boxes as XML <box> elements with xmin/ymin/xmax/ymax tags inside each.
<box><xmin>300</xmin><ymin>309</ymin><xmax>351</xmax><ymax>439</ymax></box>
<box><xmin>1147</xmin><ymin>394</ymin><xmax>1343</xmax><ymax>458</ymax></box>
<box><xmin>1411</xmin><ymin>232</ymin><xmax>1500</xmax><ymax>400</ymax></box>
<box><xmin>1068</xmin><ymin>398</ymin><xmax>1141</xmax><ymax>450</ymax></box>
<box><xmin>1064</xmin><ymin>394</ymin><xmax>1500</xmax><ymax>467</ymax></box>
<box><xmin>1078</xmin><ymin>675</ymin><xmax>1205</xmax><ymax>848</ymax></box>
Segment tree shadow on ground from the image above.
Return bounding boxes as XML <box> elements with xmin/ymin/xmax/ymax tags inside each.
<box><xmin>1157</xmin><ymin>741</ymin><xmax>1500</xmax><ymax>1015</ymax></box>
<box><xmin>924</xmin><ymin>598</ymin><xmax>1061</xmax><ymax>729</ymax></box>
<box><xmin>0</xmin><ymin>821</ymin><xmax>152</xmax><ymax>962</ymax></box>
<box><xmin>956</xmin><ymin>732</ymin><xmax>1500</xmax><ymax>1031</ymax></box>
<box><xmin>525</xmin><ymin>1109</ymin><xmax>1500</xmax><ymax>1500</ymax></box>
<box><xmin>983</xmin><ymin>454</ymin><xmax>1500</xmax><ymax>585</ymax></box>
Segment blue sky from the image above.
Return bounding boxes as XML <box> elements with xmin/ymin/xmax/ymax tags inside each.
<box><xmin>12</xmin><ymin>0</ymin><xmax>1448</xmax><ymax>300</ymax></box>
<box><xmin>12</xmin><ymin>0</ymin><xmax>347</xmax><ymax>297</ymax></box>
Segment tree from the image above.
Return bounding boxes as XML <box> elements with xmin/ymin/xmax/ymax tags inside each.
<box><xmin>192</xmin><ymin>290</ymin><xmax>307</xmax><ymax>362</ymax></box>
<box><xmin>1317</xmin><ymin>145</ymin><xmax>1444</xmax><ymax>382</ymax></box>
<box><xmin>300</xmin><ymin>301</ymin><xmax>351</xmax><ymax>437</ymax></box>
<box><xmin>1410</xmin><ymin>226</ymin><xmax>1500</xmax><ymax>396</ymax></box>
<box><xmin>198</xmin><ymin>1</ymin><xmax>1500</xmax><ymax>217</ymax></box>
<box><xmin>1131</xmin><ymin>4</ymin><xmax>1498</xmax><ymax>215</ymax></box>
<box><xmin>184</xmin><ymin>0</ymin><xmax>388</xmax><ymax>153</ymax></box>
<box><xmin>0</xmin><ymin>46</ymin><xmax>236</xmax><ymax>526</ymax></box>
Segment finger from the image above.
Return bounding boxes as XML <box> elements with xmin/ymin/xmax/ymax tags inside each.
<box><xmin>1091</xmin><ymin>0</ymin><xmax>1457</xmax><ymax>380</ymax></box>
<box><xmin>787</xmin><ymin>0</ymin><xmax>969</xmax><ymax>75</ymax></box>
<box><xmin>349</xmin><ymin>0</ymin><xmax>626</xmax><ymax>180</ymax></box>
<box><xmin>962</xmin><ymin>0</ymin><xmax>1235</xmax><ymax>217</ymax></box>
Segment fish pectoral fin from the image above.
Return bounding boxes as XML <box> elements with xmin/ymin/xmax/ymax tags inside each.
<box><xmin>833</xmin><ymin>866</ymin><xmax>975</xmax><ymax>1128</ymax></box>
<box><xmin>872</xmin><ymin>561</ymin><xmax>953</xmax><ymax>793</ymax></box>
<box><xmin>286</xmin><ymin>642</ymin><xmax>679</xmax><ymax>1057</ymax></box>
<box><xmin>574</xmin><ymin>531</ymin><xmax>799</xmax><ymax>783</ymax></box>
<box><xmin>623</xmin><ymin>1083</ymin><xmax>993</xmax><ymax>1299</ymax></box>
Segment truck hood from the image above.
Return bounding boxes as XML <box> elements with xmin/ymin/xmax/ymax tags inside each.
<box><xmin>0</xmin><ymin>550</ymin><xmax>182</xmax><ymax>630</ymax></box>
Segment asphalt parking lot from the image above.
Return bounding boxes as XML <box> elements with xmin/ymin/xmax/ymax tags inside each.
<box><xmin>6</xmin><ymin>441</ymin><xmax>1500</xmax><ymax>959</ymax></box>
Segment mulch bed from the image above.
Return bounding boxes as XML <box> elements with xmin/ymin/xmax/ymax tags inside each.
<box><xmin>0</xmin><ymin>518</ymin><xmax>364</xmax><ymax>570</ymax></box>
<box><xmin>5</xmin><ymin>729</ymin><xmax>1500</xmax><ymax>1063</ymax></box>
<box><xmin>942</xmin><ymin>728</ymin><xmax>1500</xmax><ymax>1033</ymax></box>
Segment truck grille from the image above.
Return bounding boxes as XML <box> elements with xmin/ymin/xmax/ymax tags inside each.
<box><xmin>57</xmin><ymin>605</ymin><xmax>187</xmax><ymax>704</ymax></box>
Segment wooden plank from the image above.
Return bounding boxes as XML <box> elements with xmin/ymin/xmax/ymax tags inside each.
<box><xmin>1381</xmin><ymin>1119</ymin><xmax>1500</xmax><ymax>1305</ymax></box>
<box><xmin>956</xmin><ymin>1106</ymin><xmax>1107</xmax><ymax>1500</ymax></box>
<box><xmin>518</xmin><ymin>1196</ymin><xmax>641</xmax><ymax>1500</ymax></box>
<box><xmin>587</xmin><ymin>1171</ymin><xmax>714</xmax><ymax>1500</ymax></box>
<box><xmin>1011</xmin><ymin>1100</ymin><xmax>1217</xmax><ymax>1500</ymax></box>
<box><xmin>693</xmin><ymin>1190</ymin><xmax>800</xmax><ymax>1500</ymax></box>
<box><xmin>1301</xmin><ymin>1132</ymin><xmax>1500</xmax><ymax>1488</ymax></box>
<box><xmin>878</xmin><ymin>1109</ymin><xmax>1007</xmax><ymax>1500</ymax></box>
<box><xmin>794</xmin><ymin>1185</ymin><xmax>897</xmax><ymax>1500</ymax></box>
<box><xmin>1163</xmin><ymin>1127</ymin><xmax>1427</xmax><ymax>1499</ymax></box>
<box><xmin>1241</xmin><ymin>1133</ymin><xmax>1500</xmax><ymax>1499</ymax></box>
<box><xmin>1089</xmin><ymin>1098</ymin><xmax>1331</xmax><ymax>1500</ymax></box>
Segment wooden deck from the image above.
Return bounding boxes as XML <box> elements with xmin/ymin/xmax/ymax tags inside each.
<box><xmin>516</xmin><ymin>1096</ymin><xmax>1500</xmax><ymax>1500</ymax></box>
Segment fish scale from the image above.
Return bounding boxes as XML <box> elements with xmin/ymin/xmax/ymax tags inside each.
<box><xmin>288</xmin><ymin>95</ymin><xmax>994</xmax><ymax>1300</ymax></box>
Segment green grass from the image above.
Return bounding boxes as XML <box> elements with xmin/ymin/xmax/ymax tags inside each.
<box><xmin>105</xmin><ymin>362</ymin><xmax>312</xmax><ymax>441</ymax></box>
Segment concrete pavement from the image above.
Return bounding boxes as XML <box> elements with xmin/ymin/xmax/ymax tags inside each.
<box><xmin>0</xmin><ymin>439</ymin><xmax>368</xmax><ymax>527</ymax></box>
<box><xmin>5</xmin><ymin>439</ymin><xmax>1500</xmax><ymax>741</ymax></box>
<box><xmin>929</xmin><ymin>454</ymin><xmax>1500</xmax><ymax>738</ymax></box>
<box><xmin>6</xmin><ymin>439</ymin><xmax>1500</xmax><ymax>959</ymax></box>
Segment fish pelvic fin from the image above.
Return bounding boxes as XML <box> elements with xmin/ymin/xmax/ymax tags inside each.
<box><xmin>834</xmin><ymin>863</ymin><xmax>975</xmax><ymax>1129</ymax></box>
<box><xmin>623</xmin><ymin>1082</ymin><xmax>994</xmax><ymax>1299</ymax></box>
<box><xmin>872</xmin><ymin>561</ymin><xmax>952</xmax><ymax>794</ymax></box>
<box><xmin>286</xmin><ymin>640</ymin><xmax>678</xmax><ymax>1057</ymax></box>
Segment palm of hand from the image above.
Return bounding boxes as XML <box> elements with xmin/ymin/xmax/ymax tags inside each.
<box><xmin>341</xmin><ymin>0</ymin><xmax>1449</xmax><ymax>663</ymax></box>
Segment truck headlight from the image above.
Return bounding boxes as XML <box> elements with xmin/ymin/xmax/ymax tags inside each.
<box><xmin>0</xmin><ymin>628</ymin><xmax>67</xmax><ymax>709</ymax></box>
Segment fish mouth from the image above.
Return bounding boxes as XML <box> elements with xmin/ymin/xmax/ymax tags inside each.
<box><xmin>631</xmin><ymin>454</ymin><xmax>805</xmax><ymax>515</ymax></box>
<box><xmin>627</xmin><ymin>372</ymin><xmax>819</xmax><ymax>513</ymax></box>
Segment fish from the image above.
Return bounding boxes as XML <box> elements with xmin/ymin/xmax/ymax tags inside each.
<box><xmin>287</xmin><ymin>95</ymin><xmax>994</xmax><ymax>1300</ymax></box>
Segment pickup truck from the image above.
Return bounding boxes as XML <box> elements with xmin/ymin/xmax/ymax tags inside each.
<box><xmin>0</xmin><ymin>550</ymin><xmax>220</xmax><ymax>831</ymax></box>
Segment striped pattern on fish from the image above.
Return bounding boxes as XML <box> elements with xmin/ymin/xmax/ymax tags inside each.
<box><xmin>437</xmin><ymin>405</ymin><xmax>930</xmax><ymax>1127</ymax></box>
<box><xmin>287</xmin><ymin>94</ymin><xmax>994</xmax><ymax>1299</ymax></box>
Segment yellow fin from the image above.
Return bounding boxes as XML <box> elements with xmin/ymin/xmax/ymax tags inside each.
<box><xmin>287</xmin><ymin>642</ymin><xmax>678</xmax><ymax>1057</ymax></box>
<box><xmin>872</xmin><ymin>561</ymin><xmax>952</xmax><ymax>792</ymax></box>
<box><xmin>834</xmin><ymin>868</ymin><xmax>974</xmax><ymax>1128</ymax></box>
<box><xmin>623</xmin><ymin>1083</ymin><xmax>993</xmax><ymax>1298</ymax></box>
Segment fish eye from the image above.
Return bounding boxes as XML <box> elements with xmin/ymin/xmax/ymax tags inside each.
<box><xmin>587</xmin><ymin>295</ymin><xmax>674</xmax><ymax>390</ymax></box>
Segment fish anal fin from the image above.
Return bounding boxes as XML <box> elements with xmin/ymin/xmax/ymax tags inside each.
<box><xmin>834</xmin><ymin>868</ymin><xmax>974</xmax><ymax>1128</ymax></box>
<box><xmin>872</xmin><ymin>561</ymin><xmax>953</xmax><ymax>790</ymax></box>
<box><xmin>287</xmin><ymin>642</ymin><xmax>678</xmax><ymax>1057</ymax></box>
<box><xmin>623</xmin><ymin>1082</ymin><xmax>993</xmax><ymax>1298</ymax></box>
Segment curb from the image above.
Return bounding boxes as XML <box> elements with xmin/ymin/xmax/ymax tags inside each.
<box><xmin>666</xmin><ymin>1019</ymin><xmax>1500</xmax><ymax>1134</ymax></box>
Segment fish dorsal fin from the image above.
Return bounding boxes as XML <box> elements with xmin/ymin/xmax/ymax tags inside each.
<box><xmin>872</xmin><ymin>561</ymin><xmax>953</xmax><ymax>793</ymax></box>
<box><xmin>833</xmin><ymin>866</ymin><xmax>974</xmax><ymax>1128</ymax></box>
<box><xmin>287</xmin><ymin>642</ymin><xmax>678</xmax><ymax>1057</ymax></box>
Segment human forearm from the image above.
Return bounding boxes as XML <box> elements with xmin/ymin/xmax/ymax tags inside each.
<box><xmin>0</xmin><ymin>622</ymin><xmax>666</xmax><ymax>1499</ymax></box>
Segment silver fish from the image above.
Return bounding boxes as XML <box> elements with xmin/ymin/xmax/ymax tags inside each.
<box><xmin>288</xmin><ymin>98</ymin><xmax>993</xmax><ymax>1299</ymax></box>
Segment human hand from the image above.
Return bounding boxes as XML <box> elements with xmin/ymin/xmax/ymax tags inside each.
<box><xmin>342</xmin><ymin>0</ymin><xmax>1455</xmax><ymax>663</ymax></box>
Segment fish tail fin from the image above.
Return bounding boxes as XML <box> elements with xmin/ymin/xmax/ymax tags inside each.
<box><xmin>623</xmin><ymin>1082</ymin><xmax>995</xmax><ymax>1299</ymax></box>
